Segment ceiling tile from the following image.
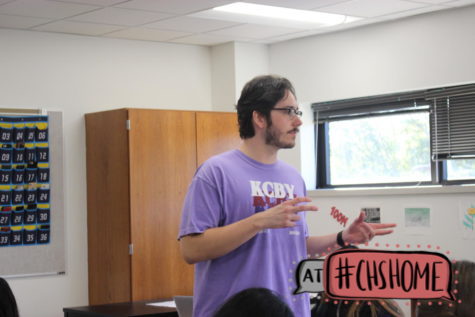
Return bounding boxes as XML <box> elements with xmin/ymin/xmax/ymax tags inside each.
<box><xmin>307</xmin><ymin>0</ymin><xmax>355</xmax><ymax>8</ymax></box>
<box><xmin>256</xmin><ymin>28</ymin><xmax>327</xmax><ymax>43</ymax></box>
<box><xmin>373</xmin><ymin>4</ymin><xmax>448</xmax><ymax>20</ymax></box>
<box><xmin>33</xmin><ymin>20</ymin><xmax>123</xmax><ymax>35</ymax></box>
<box><xmin>170</xmin><ymin>33</ymin><xmax>235</xmax><ymax>46</ymax></box>
<box><xmin>318</xmin><ymin>0</ymin><xmax>427</xmax><ymax>17</ymax></box>
<box><xmin>144</xmin><ymin>16</ymin><xmax>240</xmax><ymax>33</ymax></box>
<box><xmin>0</xmin><ymin>0</ymin><xmax>99</xmax><ymax>19</ymax></box>
<box><xmin>409</xmin><ymin>0</ymin><xmax>453</xmax><ymax>3</ymax></box>
<box><xmin>442</xmin><ymin>0</ymin><xmax>475</xmax><ymax>6</ymax></box>
<box><xmin>70</xmin><ymin>7</ymin><xmax>171</xmax><ymax>26</ymax></box>
<box><xmin>104</xmin><ymin>27</ymin><xmax>190</xmax><ymax>42</ymax></box>
<box><xmin>208</xmin><ymin>23</ymin><xmax>300</xmax><ymax>40</ymax></box>
<box><xmin>54</xmin><ymin>0</ymin><xmax>128</xmax><ymax>6</ymax></box>
<box><xmin>241</xmin><ymin>0</ymin><xmax>350</xmax><ymax>10</ymax></box>
<box><xmin>0</xmin><ymin>0</ymin><xmax>471</xmax><ymax>46</ymax></box>
<box><xmin>115</xmin><ymin>0</ymin><xmax>233</xmax><ymax>15</ymax></box>
<box><xmin>0</xmin><ymin>14</ymin><xmax>52</xmax><ymax>28</ymax></box>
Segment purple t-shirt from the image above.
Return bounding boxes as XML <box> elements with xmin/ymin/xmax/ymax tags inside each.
<box><xmin>179</xmin><ymin>150</ymin><xmax>310</xmax><ymax>317</ymax></box>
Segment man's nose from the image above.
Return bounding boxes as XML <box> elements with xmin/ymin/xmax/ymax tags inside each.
<box><xmin>293</xmin><ymin>116</ymin><xmax>303</xmax><ymax>126</ymax></box>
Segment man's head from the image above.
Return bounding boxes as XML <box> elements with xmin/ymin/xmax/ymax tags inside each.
<box><xmin>236</xmin><ymin>75</ymin><xmax>297</xmax><ymax>140</ymax></box>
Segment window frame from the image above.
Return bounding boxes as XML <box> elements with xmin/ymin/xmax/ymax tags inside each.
<box><xmin>315</xmin><ymin>110</ymin><xmax>441</xmax><ymax>189</ymax></box>
<box><xmin>313</xmin><ymin>85</ymin><xmax>475</xmax><ymax>189</ymax></box>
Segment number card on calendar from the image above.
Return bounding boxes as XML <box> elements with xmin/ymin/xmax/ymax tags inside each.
<box><xmin>0</xmin><ymin>116</ymin><xmax>50</xmax><ymax>247</ymax></box>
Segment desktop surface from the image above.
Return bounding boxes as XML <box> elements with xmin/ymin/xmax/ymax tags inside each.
<box><xmin>63</xmin><ymin>300</ymin><xmax>178</xmax><ymax>317</ymax></box>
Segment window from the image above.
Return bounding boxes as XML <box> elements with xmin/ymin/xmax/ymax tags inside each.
<box><xmin>313</xmin><ymin>83</ymin><xmax>475</xmax><ymax>188</ymax></box>
<box><xmin>328</xmin><ymin>112</ymin><xmax>430</xmax><ymax>185</ymax></box>
<box><xmin>446</xmin><ymin>159</ymin><xmax>475</xmax><ymax>181</ymax></box>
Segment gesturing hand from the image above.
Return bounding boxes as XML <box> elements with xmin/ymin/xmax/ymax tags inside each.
<box><xmin>342</xmin><ymin>211</ymin><xmax>396</xmax><ymax>245</ymax></box>
<box><xmin>254</xmin><ymin>197</ymin><xmax>318</xmax><ymax>230</ymax></box>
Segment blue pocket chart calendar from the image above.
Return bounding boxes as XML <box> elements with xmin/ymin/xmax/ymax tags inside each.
<box><xmin>0</xmin><ymin>111</ymin><xmax>64</xmax><ymax>277</ymax></box>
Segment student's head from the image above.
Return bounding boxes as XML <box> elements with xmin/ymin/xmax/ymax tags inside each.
<box><xmin>236</xmin><ymin>75</ymin><xmax>297</xmax><ymax>140</ymax></box>
<box><xmin>212</xmin><ymin>287</ymin><xmax>295</xmax><ymax>317</ymax></box>
<box><xmin>455</xmin><ymin>260</ymin><xmax>475</xmax><ymax>317</ymax></box>
<box><xmin>416</xmin><ymin>260</ymin><xmax>475</xmax><ymax>317</ymax></box>
<box><xmin>0</xmin><ymin>277</ymin><xmax>19</xmax><ymax>317</ymax></box>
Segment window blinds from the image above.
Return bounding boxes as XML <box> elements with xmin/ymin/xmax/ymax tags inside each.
<box><xmin>312</xmin><ymin>83</ymin><xmax>475</xmax><ymax>161</ymax></box>
<box><xmin>312</xmin><ymin>90</ymin><xmax>428</xmax><ymax>122</ymax></box>
<box><xmin>428</xmin><ymin>89</ymin><xmax>475</xmax><ymax>160</ymax></box>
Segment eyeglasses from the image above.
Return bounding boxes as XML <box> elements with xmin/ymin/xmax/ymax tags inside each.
<box><xmin>271</xmin><ymin>107</ymin><xmax>303</xmax><ymax>118</ymax></box>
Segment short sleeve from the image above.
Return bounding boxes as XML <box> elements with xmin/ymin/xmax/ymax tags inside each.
<box><xmin>178</xmin><ymin>175</ymin><xmax>223</xmax><ymax>239</ymax></box>
<box><xmin>302</xmin><ymin>178</ymin><xmax>309</xmax><ymax>238</ymax></box>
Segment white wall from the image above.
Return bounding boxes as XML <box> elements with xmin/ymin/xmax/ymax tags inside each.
<box><xmin>234</xmin><ymin>42</ymin><xmax>269</xmax><ymax>102</ymax></box>
<box><xmin>0</xmin><ymin>28</ymin><xmax>212</xmax><ymax>317</ymax></box>
<box><xmin>307</xmin><ymin>191</ymin><xmax>475</xmax><ymax>262</ymax></box>
<box><xmin>270</xmin><ymin>5</ymin><xmax>475</xmax><ymax>104</ymax></box>
<box><xmin>211</xmin><ymin>42</ymin><xmax>236</xmax><ymax>111</ymax></box>
<box><xmin>211</xmin><ymin>42</ymin><xmax>269</xmax><ymax>112</ymax></box>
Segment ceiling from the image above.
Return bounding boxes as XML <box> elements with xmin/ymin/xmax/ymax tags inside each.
<box><xmin>0</xmin><ymin>0</ymin><xmax>474</xmax><ymax>46</ymax></box>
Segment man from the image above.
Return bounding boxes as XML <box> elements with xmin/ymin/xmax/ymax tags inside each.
<box><xmin>178</xmin><ymin>75</ymin><xmax>395</xmax><ymax>317</ymax></box>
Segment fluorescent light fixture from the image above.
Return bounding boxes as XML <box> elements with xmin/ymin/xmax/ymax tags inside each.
<box><xmin>211</xmin><ymin>2</ymin><xmax>360</xmax><ymax>26</ymax></box>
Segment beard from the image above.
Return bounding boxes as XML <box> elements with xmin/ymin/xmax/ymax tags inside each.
<box><xmin>264</xmin><ymin>123</ymin><xmax>297</xmax><ymax>149</ymax></box>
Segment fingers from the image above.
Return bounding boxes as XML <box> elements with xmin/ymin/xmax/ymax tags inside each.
<box><xmin>281</xmin><ymin>213</ymin><xmax>301</xmax><ymax>228</ymax></box>
<box><xmin>294</xmin><ymin>204</ymin><xmax>318</xmax><ymax>212</ymax></box>
<box><xmin>374</xmin><ymin>229</ymin><xmax>394</xmax><ymax>236</ymax></box>
<box><xmin>369</xmin><ymin>223</ymin><xmax>396</xmax><ymax>236</ymax></box>
<box><xmin>282</xmin><ymin>196</ymin><xmax>312</xmax><ymax>205</ymax></box>
<box><xmin>362</xmin><ymin>222</ymin><xmax>375</xmax><ymax>242</ymax></box>
<box><xmin>345</xmin><ymin>212</ymin><xmax>397</xmax><ymax>244</ymax></box>
<box><xmin>370</xmin><ymin>223</ymin><xmax>397</xmax><ymax>229</ymax></box>
<box><xmin>289</xmin><ymin>214</ymin><xmax>301</xmax><ymax>223</ymax></box>
<box><xmin>282</xmin><ymin>197</ymin><xmax>318</xmax><ymax>213</ymax></box>
<box><xmin>356</xmin><ymin>211</ymin><xmax>365</xmax><ymax>224</ymax></box>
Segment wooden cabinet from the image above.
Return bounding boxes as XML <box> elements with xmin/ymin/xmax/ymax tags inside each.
<box><xmin>85</xmin><ymin>109</ymin><xmax>240</xmax><ymax>305</ymax></box>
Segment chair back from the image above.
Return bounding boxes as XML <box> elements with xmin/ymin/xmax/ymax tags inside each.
<box><xmin>174</xmin><ymin>296</ymin><xmax>193</xmax><ymax>317</ymax></box>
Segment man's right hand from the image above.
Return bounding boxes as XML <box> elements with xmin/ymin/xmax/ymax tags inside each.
<box><xmin>253</xmin><ymin>197</ymin><xmax>318</xmax><ymax>229</ymax></box>
<box><xmin>180</xmin><ymin>197</ymin><xmax>317</xmax><ymax>264</ymax></box>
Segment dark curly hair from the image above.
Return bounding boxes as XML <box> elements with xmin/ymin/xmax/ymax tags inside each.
<box><xmin>213</xmin><ymin>288</ymin><xmax>295</xmax><ymax>317</ymax></box>
<box><xmin>0</xmin><ymin>277</ymin><xmax>19</xmax><ymax>317</ymax></box>
<box><xmin>236</xmin><ymin>75</ymin><xmax>296</xmax><ymax>139</ymax></box>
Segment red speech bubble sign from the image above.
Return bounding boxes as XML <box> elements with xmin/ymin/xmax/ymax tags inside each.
<box><xmin>325</xmin><ymin>249</ymin><xmax>454</xmax><ymax>300</ymax></box>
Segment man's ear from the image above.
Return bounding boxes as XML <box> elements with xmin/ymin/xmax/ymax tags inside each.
<box><xmin>252</xmin><ymin>110</ymin><xmax>268</xmax><ymax>130</ymax></box>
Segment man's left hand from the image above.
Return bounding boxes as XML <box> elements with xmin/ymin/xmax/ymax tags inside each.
<box><xmin>342</xmin><ymin>211</ymin><xmax>396</xmax><ymax>245</ymax></box>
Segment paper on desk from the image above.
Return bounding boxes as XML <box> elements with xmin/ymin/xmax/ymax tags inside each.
<box><xmin>147</xmin><ymin>300</ymin><xmax>176</xmax><ymax>308</ymax></box>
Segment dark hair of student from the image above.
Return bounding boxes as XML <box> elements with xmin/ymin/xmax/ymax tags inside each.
<box><xmin>236</xmin><ymin>75</ymin><xmax>296</xmax><ymax>139</ymax></box>
<box><xmin>0</xmin><ymin>277</ymin><xmax>19</xmax><ymax>317</ymax></box>
<box><xmin>312</xmin><ymin>292</ymin><xmax>404</xmax><ymax>317</ymax></box>
<box><xmin>212</xmin><ymin>287</ymin><xmax>295</xmax><ymax>317</ymax></box>
<box><xmin>416</xmin><ymin>260</ymin><xmax>475</xmax><ymax>317</ymax></box>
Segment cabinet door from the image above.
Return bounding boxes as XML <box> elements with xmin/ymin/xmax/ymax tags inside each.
<box><xmin>196</xmin><ymin>112</ymin><xmax>241</xmax><ymax>166</ymax></box>
<box><xmin>86</xmin><ymin>109</ymin><xmax>132</xmax><ymax>305</ymax></box>
<box><xmin>128</xmin><ymin>109</ymin><xmax>196</xmax><ymax>300</ymax></box>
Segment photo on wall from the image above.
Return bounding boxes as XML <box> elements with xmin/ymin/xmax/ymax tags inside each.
<box><xmin>460</xmin><ymin>200</ymin><xmax>475</xmax><ymax>240</ymax></box>
<box><xmin>404</xmin><ymin>207</ymin><xmax>432</xmax><ymax>235</ymax></box>
<box><xmin>362</xmin><ymin>207</ymin><xmax>381</xmax><ymax>223</ymax></box>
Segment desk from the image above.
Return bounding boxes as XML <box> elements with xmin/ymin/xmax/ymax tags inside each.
<box><xmin>63</xmin><ymin>300</ymin><xmax>179</xmax><ymax>317</ymax></box>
